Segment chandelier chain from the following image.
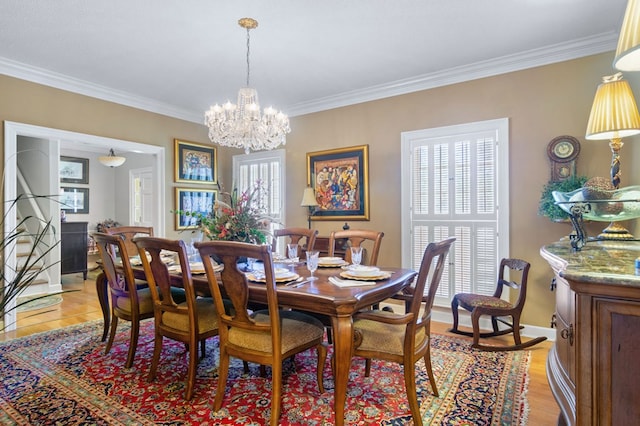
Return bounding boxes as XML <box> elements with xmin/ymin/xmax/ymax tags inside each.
<box><xmin>245</xmin><ymin>26</ymin><xmax>251</xmax><ymax>87</ymax></box>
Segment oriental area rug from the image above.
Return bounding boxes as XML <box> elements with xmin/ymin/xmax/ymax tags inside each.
<box><xmin>0</xmin><ymin>320</ymin><xmax>530</xmax><ymax>425</ymax></box>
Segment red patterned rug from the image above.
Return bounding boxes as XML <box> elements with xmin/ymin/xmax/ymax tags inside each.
<box><xmin>0</xmin><ymin>320</ymin><xmax>530</xmax><ymax>425</ymax></box>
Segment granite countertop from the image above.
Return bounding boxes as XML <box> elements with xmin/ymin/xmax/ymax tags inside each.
<box><xmin>542</xmin><ymin>239</ymin><xmax>640</xmax><ymax>287</ymax></box>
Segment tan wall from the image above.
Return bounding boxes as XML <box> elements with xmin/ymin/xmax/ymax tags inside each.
<box><xmin>277</xmin><ymin>51</ymin><xmax>640</xmax><ymax>328</ymax></box>
<box><xmin>2</xmin><ymin>51</ymin><xmax>638</xmax><ymax>328</ymax></box>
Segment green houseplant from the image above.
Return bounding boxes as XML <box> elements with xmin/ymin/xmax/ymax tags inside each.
<box><xmin>538</xmin><ymin>175</ymin><xmax>588</xmax><ymax>222</ymax></box>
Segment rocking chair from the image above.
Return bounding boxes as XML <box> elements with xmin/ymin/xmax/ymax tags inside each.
<box><xmin>450</xmin><ymin>258</ymin><xmax>547</xmax><ymax>351</ymax></box>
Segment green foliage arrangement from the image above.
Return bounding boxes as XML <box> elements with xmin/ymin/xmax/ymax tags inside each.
<box><xmin>538</xmin><ymin>175</ymin><xmax>588</xmax><ymax>222</ymax></box>
<box><xmin>175</xmin><ymin>184</ymin><xmax>275</xmax><ymax>244</ymax></box>
<box><xmin>1</xmin><ymin>194</ymin><xmax>61</xmax><ymax>331</ymax></box>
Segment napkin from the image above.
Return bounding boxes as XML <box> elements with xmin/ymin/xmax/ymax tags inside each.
<box><xmin>329</xmin><ymin>276</ymin><xmax>377</xmax><ymax>288</ymax></box>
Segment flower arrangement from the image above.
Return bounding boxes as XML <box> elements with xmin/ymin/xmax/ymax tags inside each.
<box><xmin>176</xmin><ymin>184</ymin><xmax>274</xmax><ymax>244</ymax></box>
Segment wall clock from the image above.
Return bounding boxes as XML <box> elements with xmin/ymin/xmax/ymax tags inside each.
<box><xmin>547</xmin><ymin>135</ymin><xmax>580</xmax><ymax>181</ymax></box>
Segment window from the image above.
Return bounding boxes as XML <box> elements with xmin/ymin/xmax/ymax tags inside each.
<box><xmin>232</xmin><ymin>149</ymin><xmax>286</xmax><ymax>247</ymax></box>
<box><xmin>400</xmin><ymin>119</ymin><xmax>509</xmax><ymax>306</ymax></box>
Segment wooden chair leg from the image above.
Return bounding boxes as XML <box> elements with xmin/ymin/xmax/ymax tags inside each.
<box><xmin>404</xmin><ymin>362</ymin><xmax>423</xmax><ymax>426</ymax></box>
<box><xmin>270</xmin><ymin>360</ymin><xmax>282</xmax><ymax>426</ymax></box>
<box><xmin>125</xmin><ymin>319</ymin><xmax>139</xmax><ymax>368</ymax></box>
<box><xmin>185</xmin><ymin>338</ymin><xmax>198</xmax><ymax>400</ymax></box>
<box><xmin>423</xmin><ymin>346</ymin><xmax>438</xmax><ymax>397</ymax></box>
<box><xmin>147</xmin><ymin>333</ymin><xmax>162</xmax><ymax>382</ymax></box>
<box><xmin>316</xmin><ymin>343</ymin><xmax>327</xmax><ymax>393</ymax></box>
<box><xmin>104</xmin><ymin>314</ymin><xmax>118</xmax><ymax>355</ymax></box>
<box><xmin>199</xmin><ymin>339</ymin><xmax>206</xmax><ymax>359</ymax></box>
<box><xmin>471</xmin><ymin>309</ymin><xmax>482</xmax><ymax>349</ymax></box>
<box><xmin>364</xmin><ymin>359</ymin><xmax>372</xmax><ymax>377</ymax></box>
<box><xmin>450</xmin><ymin>296</ymin><xmax>460</xmax><ymax>332</ymax></box>
<box><xmin>214</xmin><ymin>348</ymin><xmax>230</xmax><ymax>410</ymax></box>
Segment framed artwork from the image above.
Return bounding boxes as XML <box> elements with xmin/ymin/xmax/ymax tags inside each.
<box><xmin>174</xmin><ymin>139</ymin><xmax>217</xmax><ymax>184</ymax></box>
<box><xmin>306</xmin><ymin>144</ymin><xmax>369</xmax><ymax>221</ymax></box>
<box><xmin>60</xmin><ymin>187</ymin><xmax>89</xmax><ymax>214</ymax></box>
<box><xmin>59</xmin><ymin>156</ymin><xmax>89</xmax><ymax>184</ymax></box>
<box><xmin>175</xmin><ymin>187</ymin><xmax>217</xmax><ymax>230</ymax></box>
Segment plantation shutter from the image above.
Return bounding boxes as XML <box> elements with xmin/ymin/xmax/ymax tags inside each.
<box><xmin>402</xmin><ymin>120</ymin><xmax>508</xmax><ymax>306</ymax></box>
<box><xmin>233</xmin><ymin>150</ymin><xmax>285</xmax><ymax>243</ymax></box>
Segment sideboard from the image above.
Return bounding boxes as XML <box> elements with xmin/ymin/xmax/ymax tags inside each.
<box><xmin>540</xmin><ymin>240</ymin><xmax>640</xmax><ymax>425</ymax></box>
<box><xmin>61</xmin><ymin>221</ymin><xmax>88</xmax><ymax>280</ymax></box>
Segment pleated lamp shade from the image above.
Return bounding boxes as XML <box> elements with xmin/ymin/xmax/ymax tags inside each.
<box><xmin>585</xmin><ymin>73</ymin><xmax>640</xmax><ymax>140</ymax></box>
<box><xmin>614</xmin><ymin>0</ymin><xmax>640</xmax><ymax>71</ymax></box>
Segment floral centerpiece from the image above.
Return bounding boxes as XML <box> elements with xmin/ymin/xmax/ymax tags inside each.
<box><xmin>176</xmin><ymin>185</ymin><xmax>274</xmax><ymax>244</ymax></box>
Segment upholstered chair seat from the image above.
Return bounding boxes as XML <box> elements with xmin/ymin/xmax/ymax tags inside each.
<box><xmin>354</xmin><ymin>310</ymin><xmax>427</xmax><ymax>356</ymax></box>
<box><xmin>232</xmin><ymin>310</ymin><xmax>325</xmax><ymax>353</ymax></box>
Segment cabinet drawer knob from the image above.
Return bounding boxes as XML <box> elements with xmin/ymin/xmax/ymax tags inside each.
<box><xmin>560</xmin><ymin>324</ymin><xmax>574</xmax><ymax>346</ymax></box>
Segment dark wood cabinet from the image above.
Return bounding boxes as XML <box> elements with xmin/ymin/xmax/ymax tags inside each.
<box><xmin>61</xmin><ymin>221</ymin><xmax>88</xmax><ymax>280</ymax></box>
<box><xmin>541</xmin><ymin>241</ymin><xmax>640</xmax><ymax>425</ymax></box>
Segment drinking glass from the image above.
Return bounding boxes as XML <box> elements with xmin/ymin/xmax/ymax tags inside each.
<box><xmin>287</xmin><ymin>243</ymin><xmax>299</xmax><ymax>261</ymax></box>
<box><xmin>350</xmin><ymin>246</ymin><xmax>363</xmax><ymax>266</ymax></box>
<box><xmin>306</xmin><ymin>250</ymin><xmax>320</xmax><ymax>281</ymax></box>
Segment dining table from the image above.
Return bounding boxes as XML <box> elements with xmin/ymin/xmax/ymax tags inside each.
<box><xmin>95</xmin><ymin>258</ymin><xmax>417</xmax><ymax>426</ymax></box>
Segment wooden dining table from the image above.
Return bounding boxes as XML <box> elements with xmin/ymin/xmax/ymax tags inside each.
<box><xmin>95</xmin><ymin>261</ymin><xmax>417</xmax><ymax>426</ymax></box>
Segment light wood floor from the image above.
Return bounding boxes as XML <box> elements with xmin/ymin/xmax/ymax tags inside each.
<box><xmin>1</xmin><ymin>271</ymin><xmax>560</xmax><ymax>425</ymax></box>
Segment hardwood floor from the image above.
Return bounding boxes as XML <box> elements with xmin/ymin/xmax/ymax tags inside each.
<box><xmin>1</xmin><ymin>271</ymin><xmax>560</xmax><ymax>425</ymax></box>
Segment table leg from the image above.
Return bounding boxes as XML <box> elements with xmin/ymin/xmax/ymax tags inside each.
<box><xmin>95</xmin><ymin>271</ymin><xmax>110</xmax><ymax>341</ymax></box>
<box><xmin>331</xmin><ymin>315</ymin><xmax>354</xmax><ymax>426</ymax></box>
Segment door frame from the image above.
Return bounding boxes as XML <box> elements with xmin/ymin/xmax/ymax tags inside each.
<box><xmin>3</xmin><ymin>121</ymin><xmax>165</xmax><ymax>331</ymax></box>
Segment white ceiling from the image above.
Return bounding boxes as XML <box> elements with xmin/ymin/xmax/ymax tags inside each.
<box><xmin>0</xmin><ymin>0</ymin><xmax>629</xmax><ymax>125</ymax></box>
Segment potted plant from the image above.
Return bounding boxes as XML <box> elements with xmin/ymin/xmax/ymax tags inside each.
<box><xmin>538</xmin><ymin>175</ymin><xmax>588</xmax><ymax>222</ymax></box>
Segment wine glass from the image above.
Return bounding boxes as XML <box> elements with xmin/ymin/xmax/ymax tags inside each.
<box><xmin>306</xmin><ymin>250</ymin><xmax>320</xmax><ymax>281</ymax></box>
<box><xmin>350</xmin><ymin>246</ymin><xmax>363</xmax><ymax>266</ymax></box>
<box><xmin>287</xmin><ymin>243</ymin><xmax>299</xmax><ymax>262</ymax></box>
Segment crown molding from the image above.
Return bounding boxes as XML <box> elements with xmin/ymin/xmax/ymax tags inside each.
<box><xmin>0</xmin><ymin>57</ymin><xmax>202</xmax><ymax>123</ymax></box>
<box><xmin>0</xmin><ymin>32</ymin><xmax>618</xmax><ymax>122</ymax></box>
<box><xmin>287</xmin><ymin>32</ymin><xmax>619</xmax><ymax>117</ymax></box>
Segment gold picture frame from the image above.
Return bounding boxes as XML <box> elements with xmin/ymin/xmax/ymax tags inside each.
<box><xmin>306</xmin><ymin>144</ymin><xmax>369</xmax><ymax>221</ymax></box>
<box><xmin>174</xmin><ymin>139</ymin><xmax>217</xmax><ymax>184</ymax></box>
<box><xmin>174</xmin><ymin>187</ymin><xmax>217</xmax><ymax>230</ymax></box>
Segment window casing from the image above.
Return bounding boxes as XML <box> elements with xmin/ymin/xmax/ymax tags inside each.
<box><xmin>401</xmin><ymin>119</ymin><xmax>509</xmax><ymax>306</ymax></box>
<box><xmin>232</xmin><ymin>149</ymin><xmax>286</xmax><ymax>247</ymax></box>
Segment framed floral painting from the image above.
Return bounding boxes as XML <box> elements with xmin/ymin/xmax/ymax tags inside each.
<box><xmin>306</xmin><ymin>144</ymin><xmax>369</xmax><ymax>221</ymax></box>
<box><xmin>174</xmin><ymin>188</ymin><xmax>217</xmax><ymax>230</ymax></box>
<box><xmin>174</xmin><ymin>139</ymin><xmax>217</xmax><ymax>184</ymax></box>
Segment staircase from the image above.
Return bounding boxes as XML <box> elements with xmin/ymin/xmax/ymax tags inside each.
<box><xmin>14</xmin><ymin>219</ymin><xmax>56</xmax><ymax>298</ymax></box>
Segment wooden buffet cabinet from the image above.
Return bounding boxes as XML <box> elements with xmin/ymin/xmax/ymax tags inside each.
<box><xmin>541</xmin><ymin>241</ymin><xmax>640</xmax><ymax>425</ymax></box>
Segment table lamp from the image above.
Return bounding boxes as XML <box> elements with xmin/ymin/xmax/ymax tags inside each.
<box><xmin>585</xmin><ymin>72</ymin><xmax>640</xmax><ymax>238</ymax></box>
<box><xmin>300</xmin><ymin>186</ymin><xmax>318</xmax><ymax>229</ymax></box>
<box><xmin>614</xmin><ymin>0</ymin><xmax>640</xmax><ymax>71</ymax></box>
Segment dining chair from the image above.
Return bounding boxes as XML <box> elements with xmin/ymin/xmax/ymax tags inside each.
<box><xmin>195</xmin><ymin>240</ymin><xmax>327</xmax><ymax>426</ymax></box>
<box><xmin>91</xmin><ymin>232</ymin><xmax>154</xmax><ymax>368</ymax></box>
<box><xmin>328</xmin><ymin>229</ymin><xmax>384</xmax><ymax>265</ymax></box>
<box><xmin>350</xmin><ymin>237</ymin><xmax>455</xmax><ymax>426</ymax></box>
<box><xmin>271</xmin><ymin>227</ymin><xmax>318</xmax><ymax>257</ymax></box>
<box><xmin>104</xmin><ymin>226</ymin><xmax>154</xmax><ymax>258</ymax></box>
<box><xmin>328</xmin><ymin>229</ymin><xmax>385</xmax><ymax>313</ymax></box>
<box><xmin>133</xmin><ymin>236</ymin><xmax>219</xmax><ymax>400</ymax></box>
<box><xmin>450</xmin><ymin>258</ymin><xmax>547</xmax><ymax>351</ymax></box>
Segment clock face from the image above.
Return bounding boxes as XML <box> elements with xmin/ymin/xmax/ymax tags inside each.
<box><xmin>554</xmin><ymin>141</ymin><xmax>574</xmax><ymax>159</ymax></box>
<box><xmin>547</xmin><ymin>136</ymin><xmax>580</xmax><ymax>163</ymax></box>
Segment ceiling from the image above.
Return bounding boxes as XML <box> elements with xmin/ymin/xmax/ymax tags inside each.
<box><xmin>0</xmin><ymin>0</ymin><xmax>629</xmax><ymax>125</ymax></box>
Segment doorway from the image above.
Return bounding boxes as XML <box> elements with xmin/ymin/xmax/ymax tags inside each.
<box><xmin>3</xmin><ymin>121</ymin><xmax>166</xmax><ymax>331</ymax></box>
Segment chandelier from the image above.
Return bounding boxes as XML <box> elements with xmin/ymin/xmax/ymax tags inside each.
<box><xmin>204</xmin><ymin>18</ymin><xmax>290</xmax><ymax>154</ymax></box>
